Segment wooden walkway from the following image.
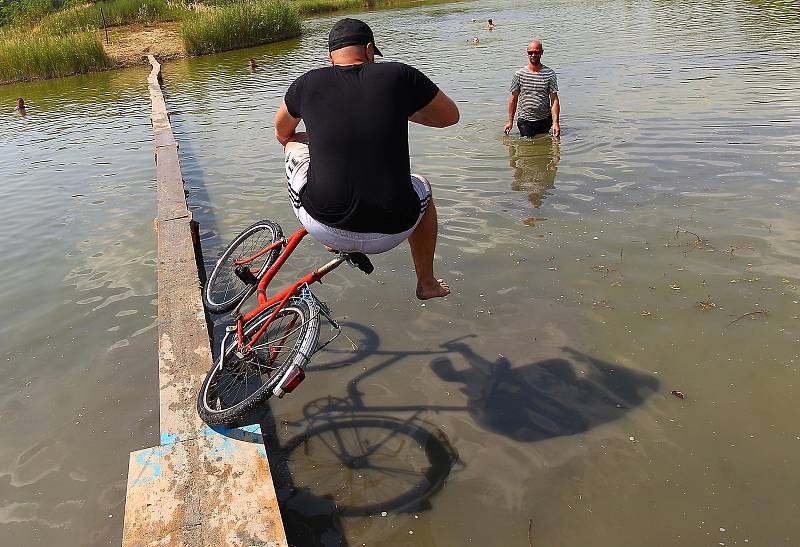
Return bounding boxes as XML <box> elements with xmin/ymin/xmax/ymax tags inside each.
<box><xmin>121</xmin><ymin>56</ymin><xmax>287</xmax><ymax>547</ymax></box>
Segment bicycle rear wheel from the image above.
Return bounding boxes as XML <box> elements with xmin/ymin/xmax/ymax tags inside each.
<box><xmin>203</xmin><ymin>219</ymin><xmax>283</xmax><ymax>314</ymax></box>
<box><xmin>198</xmin><ymin>297</ymin><xmax>320</xmax><ymax>425</ymax></box>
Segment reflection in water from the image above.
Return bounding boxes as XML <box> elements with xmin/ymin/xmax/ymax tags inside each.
<box><xmin>507</xmin><ymin>136</ymin><xmax>560</xmax><ymax>208</ymax></box>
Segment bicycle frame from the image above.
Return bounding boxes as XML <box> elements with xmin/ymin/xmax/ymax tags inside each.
<box><xmin>230</xmin><ymin>227</ymin><xmax>349</xmax><ymax>353</ymax></box>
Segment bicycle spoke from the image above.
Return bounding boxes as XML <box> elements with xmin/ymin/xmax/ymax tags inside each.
<box><xmin>204</xmin><ymin>304</ymin><xmax>307</xmax><ymax>412</ymax></box>
<box><xmin>210</xmin><ymin>358</ymin><xmax>261</xmax><ymax>409</ymax></box>
<box><xmin>206</xmin><ymin>223</ymin><xmax>281</xmax><ymax>310</ymax></box>
<box><xmin>199</xmin><ymin>294</ymin><xmax>319</xmax><ymax>424</ymax></box>
<box><xmin>216</xmin><ymin>266</ymin><xmax>237</xmax><ymax>301</ymax></box>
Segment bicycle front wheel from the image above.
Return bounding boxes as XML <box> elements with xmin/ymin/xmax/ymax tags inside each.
<box><xmin>198</xmin><ymin>297</ymin><xmax>320</xmax><ymax>425</ymax></box>
<box><xmin>203</xmin><ymin>219</ymin><xmax>283</xmax><ymax>314</ymax></box>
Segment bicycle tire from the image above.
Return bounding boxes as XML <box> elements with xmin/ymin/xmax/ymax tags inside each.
<box><xmin>198</xmin><ymin>297</ymin><xmax>320</xmax><ymax>425</ymax></box>
<box><xmin>202</xmin><ymin>219</ymin><xmax>283</xmax><ymax>314</ymax></box>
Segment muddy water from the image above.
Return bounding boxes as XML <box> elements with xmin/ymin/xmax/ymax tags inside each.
<box><xmin>2</xmin><ymin>0</ymin><xmax>799</xmax><ymax>544</ymax></box>
<box><xmin>170</xmin><ymin>1</ymin><xmax>800</xmax><ymax>544</ymax></box>
<box><xmin>0</xmin><ymin>69</ymin><xmax>158</xmax><ymax>544</ymax></box>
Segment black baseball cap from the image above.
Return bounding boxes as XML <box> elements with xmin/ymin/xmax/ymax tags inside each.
<box><xmin>328</xmin><ymin>18</ymin><xmax>383</xmax><ymax>56</ymax></box>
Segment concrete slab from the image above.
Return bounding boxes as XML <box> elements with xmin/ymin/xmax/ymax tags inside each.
<box><xmin>156</xmin><ymin>218</ymin><xmax>208</xmax><ymax>442</ymax></box>
<box><xmin>123</xmin><ymin>55</ymin><xmax>287</xmax><ymax>547</ymax></box>
<box><xmin>123</xmin><ymin>435</ymin><xmax>284</xmax><ymax>546</ymax></box>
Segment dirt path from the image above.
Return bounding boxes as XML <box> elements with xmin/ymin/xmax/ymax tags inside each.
<box><xmin>103</xmin><ymin>22</ymin><xmax>186</xmax><ymax>67</ymax></box>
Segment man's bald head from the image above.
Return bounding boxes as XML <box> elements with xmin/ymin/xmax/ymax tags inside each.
<box><xmin>527</xmin><ymin>40</ymin><xmax>544</xmax><ymax>65</ymax></box>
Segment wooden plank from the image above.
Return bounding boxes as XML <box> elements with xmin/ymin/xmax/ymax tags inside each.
<box><xmin>156</xmin><ymin>145</ymin><xmax>189</xmax><ymax>222</ymax></box>
<box><xmin>156</xmin><ymin>218</ymin><xmax>208</xmax><ymax>442</ymax></box>
<box><xmin>123</xmin><ymin>55</ymin><xmax>288</xmax><ymax>547</ymax></box>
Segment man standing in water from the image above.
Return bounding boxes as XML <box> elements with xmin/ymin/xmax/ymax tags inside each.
<box><xmin>274</xmin><ymin>18</ymin><xmax>459</xmax><ymax>300</ymax></box>
<box><xmin>503</xmin><ymin>40</ymin><xmax>560</xmax><ymax>138</ymax></box>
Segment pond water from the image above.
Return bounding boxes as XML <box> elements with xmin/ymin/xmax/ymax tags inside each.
<box><xmin>0</xmin><ymin>70</ymin><xmax>159</xmax><ymax>544</ymax></box>
<box><xmin>2</xmin><ymin>0</ymin><xmax>800</xmax><ymax>544</ymax></box>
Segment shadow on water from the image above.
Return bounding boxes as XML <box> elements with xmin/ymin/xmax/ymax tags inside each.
<box><xmin>261</xmin><ymin>409</ymin><xmax>459</xmax><ymax>546</ymax></box>
<box><xmin>208</xmin><ymin>324</ymin><xmax>660</xmax><ymax>545</ymax></box>
<box><xmin>431</xmin><ymin>342</ymin><xmax>659</xmax><ymax>442</ymax></box>
<box><xmin>506</xmin><ymin>135</ymin><xmax>560</xmax><ymax>209</ymax></box>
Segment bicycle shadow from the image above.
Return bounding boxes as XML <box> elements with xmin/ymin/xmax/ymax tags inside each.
<box><xmin>216</xmin><ymin>324</ymin><xmax>659</xmax><ymax>545</ymax></box>
<box><xmin>305</xmin><ymin>327</ymin><xmax>659</xmax><ymax>445</ymax></box>
<box><xmin>260</xmin><ymin>409</ymin><xmax>458</xmax><ymax>546</ymax></box>
<box><xmin>252</xmin><ymin>323</ymin><xmax>459</xmax><ymax>546</ymax></box>
<box><xmin>259</xmin><ymin>410</ymin><xmax>351</xmax><ymax>547</ymax></box>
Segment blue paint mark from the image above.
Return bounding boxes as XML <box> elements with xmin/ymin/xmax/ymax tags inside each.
<box><xmin>204</xmin><ymin>424</ymin><xmax>266</xmax><ymax>457</ymax></box>
<box><xmin>131</xmin><ymin>448</ymin><xmax>163</xmax><ymax>486</ymax></box>
<box><xmin>160</xmin><ymin>432</ymin><xmax>179</xmax><ymax>445</ymax></box>
<box><xmin>209</xmin><ymin>434</ymin><xmax>238</xmax><ymax>457</ymax></box>
<box><xmin>208</xmin><ymin>424</ymin><xmax>233</xmax><ymax>436</ymax></box>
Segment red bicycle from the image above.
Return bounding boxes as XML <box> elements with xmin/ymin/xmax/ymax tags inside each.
<box><xmin>197</xmin><ymin>219</ymin><xmax>374</xmax><ymax>425</ymax></box>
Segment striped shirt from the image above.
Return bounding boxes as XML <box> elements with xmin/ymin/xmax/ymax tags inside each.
<box><xmin>509</xmin><ymin>65</ymin><xmax>558</xmax><ymax>122</ymax></box>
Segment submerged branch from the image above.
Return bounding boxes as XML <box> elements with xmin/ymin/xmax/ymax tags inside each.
<box><xmin>728</xmin><ymin>309</ymin><xmax>769</xmax><ymax>326</ymax></box>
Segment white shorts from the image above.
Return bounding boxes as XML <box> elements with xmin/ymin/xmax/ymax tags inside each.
<box><xmin>284</xmin><ymin>142</ymin><xmax>431</xmax><ymax>254</ymax></box>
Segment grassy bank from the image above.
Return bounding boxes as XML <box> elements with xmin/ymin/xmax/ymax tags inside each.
<box><xmin>0</xmin><ymin>29</ymin><xmax>111</xmax><ymax>82</ymax></box>
<box><xmin>292</xmin><ymin>0</ymin><xmax>387</xmax><ymax>16</ymax></box>
<box><xmin>181</xmin><ymin>0</ymin><xmax>300</xmax><ymax>55</ymax></box>
<box><xmin>1</xmin><ymin>0</ymin><xmax>420</xmax><ymax>83</ymax></box>
<box><xmin>38</xmin><ymin>0</ymin><xmax>191</xmax><ymax>35</ymax></box>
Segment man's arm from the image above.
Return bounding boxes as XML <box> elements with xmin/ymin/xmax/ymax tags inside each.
<box><xmin>274</xmin><ymin>100</ymin><xmax>302</xmax><ymax>146</ymax></box>
<box><xmin>550</xmin><ymin>92</ymin><xmax>560</xmax><ymax>138</ymax></box>
<box><xmin>503</xmin><ymin>91</ymin><xmax>519</xmax><ymax>134</ymax></box>
<box><xmin>409</xmin><ymin>90</ymin><xmax>459</xmax><ymax>128</ymax></box>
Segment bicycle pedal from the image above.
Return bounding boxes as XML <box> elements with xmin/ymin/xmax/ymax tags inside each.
<box><xmin>346</xmin><ymin>252</ymin><xmax>374</xmax><ymax>275</ymax></box>
<box><xmin>234</xmin><ymin>265</ymin><xmax>259</xmax><ymax>285</ymax></box>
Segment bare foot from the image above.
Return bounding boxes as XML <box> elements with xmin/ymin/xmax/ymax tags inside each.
<box><xmin>416</xmin><ymin>278</ymin><xmax>450</xmax><ymax>300</ymax></box>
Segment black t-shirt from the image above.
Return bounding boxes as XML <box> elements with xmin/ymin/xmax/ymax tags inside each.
<box><xmin>284</xmin><ymin>62</ymin><xmax>439</xmax><ymax>234</ymax></box>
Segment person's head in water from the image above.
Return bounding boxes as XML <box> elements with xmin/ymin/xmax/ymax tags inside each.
<box><xmin>248</xmin><ymin>58</ymin><xmax>259</xmax><ymax>70</ymax></box>
<box><xmin>487</xmin><ymin>18</ymin><xmax>494</xmax><ymax>29</ymax></box>
<box><xmin>328</xmin><ymin>18</ymin><xmax>382</xmax><ymax>66</ymax></box>
<box><xmin>472</xmin><ymin>36</ymin><xmax>480</xmax><ymax>44</ymax></box>
<box><xmin>15</xmin><ymin>97</ymin><xmax>25</xmax><ymax>111</ymax></box>
<box><xmin>527</xmin><ymin>39</ymin><xmax>544</xmax><ymax>66</ymax></box>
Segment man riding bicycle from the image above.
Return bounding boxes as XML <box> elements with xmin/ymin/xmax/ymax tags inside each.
<box><xmin>274</xmin><ymin>18</ymin><xmax>459</xmax><ymax>300</ymax></box>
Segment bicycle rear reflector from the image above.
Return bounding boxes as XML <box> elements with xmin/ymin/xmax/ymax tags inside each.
<box><xmin>272</xmin><ymin>365</ymin><xmax>306</xmax><ymax>398</ymax></box>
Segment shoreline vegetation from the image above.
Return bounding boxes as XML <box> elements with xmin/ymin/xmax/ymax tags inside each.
<box><xmin>0</xmin><ymin>0</ymin><xmax>399</xmax><ymax>84</ymax></box>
